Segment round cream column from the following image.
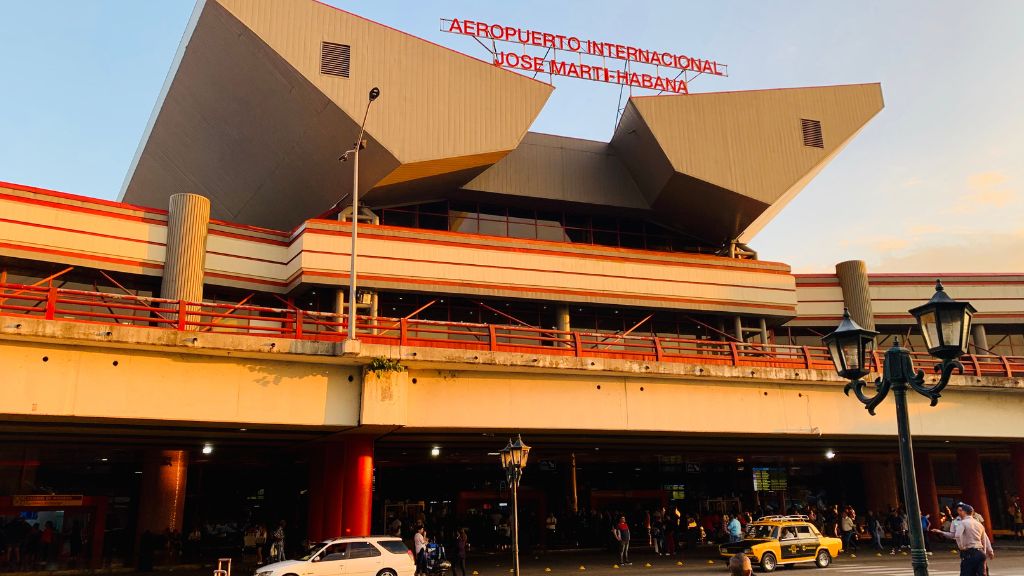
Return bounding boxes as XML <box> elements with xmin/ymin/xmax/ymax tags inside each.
<box><xmin>835</xmin><ymin>259</ymin><xmax>876</xmax><ymax>331</ymax></box>
<box><xmin>160</xmin><ymin>193</ymin><xmax>210</xmax><ymax>304</ymax></box>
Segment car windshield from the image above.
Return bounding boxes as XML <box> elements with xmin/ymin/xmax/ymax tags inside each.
<box><xmin>745</xmin><ymin>524</ymin><xmax>778</xmax><ymax>539</ymax></box>
<box><xmin>299</xmin><ymin>542</ymin><xmax>330</xmax><ymax>561</ymax></box>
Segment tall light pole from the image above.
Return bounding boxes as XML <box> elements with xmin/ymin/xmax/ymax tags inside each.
<box><xmin>499</xmin><ymin>435</ymin><xmax>531</xmax><ymax>576</ymax></box>
<box><xmin>339</xmin><ymin>86</ymin><xmax>380</xmax><ymax>345</ymax></box>
<box><xmin>823</xmin><ymin>280</ymin><xmax>975</xmax><ymax>576</ymax></box>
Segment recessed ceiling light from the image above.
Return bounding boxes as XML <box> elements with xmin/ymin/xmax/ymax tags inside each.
<box><xmin>431</xmin><ymin>446</ymin><xmax>440</xmax><ymax>457</ymax></box>
<box><xmin>202</xmin><ymin>443</ymin><xmax>214</xmax><ymax>455</ymax></box>
<box><xmin>100</xmin><ymin>457</ymin><xmax>109</xmax><ymax>462</ymax></box>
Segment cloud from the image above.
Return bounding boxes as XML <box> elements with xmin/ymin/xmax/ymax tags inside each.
<box><xmin>870</xmin><ymin>230</ymin><xmax>1024</xmax><ymax>273</ymax></box>
<box><xmin>951</xmin><ymin>171</ymin><xmax>1018</xmax><ymax>213</ymax></box>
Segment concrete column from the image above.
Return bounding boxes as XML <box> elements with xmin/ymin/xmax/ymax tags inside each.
<box><xmin>758</xmin><ymin>317</ymin><xmax>768</xmax><ymax>345</ymax></box>
<box><xmin>972</xmin><ymin>324</ymin><xmax>990</xmax><ymax>354</ymax></box>
<box><xmin>308</xmin><ymin>443</ymin><xmax>346</xmax><ymax>542</ymax></box>
<box><xmin>914</xmin><ymin>450</ymin><xmax>941</xmax><ymax>524</ymax></box>
<box><xmin>555</xmin><ymin>304</ymin><xmax>571</xmax><ymax>348</ymax></box>
<box><xmin>160</xmin><ymin>194</ymin><xmax>210</xmax><ymax>302</ymax></box>
<box><xmin>863</xmin><ymin>459</ymin><xmax>900</xmax><ymax>514</ymax></box>
<box><xmin>137</xmin><ymin>450</ymin><xmax>188</xmax><ymax>538</ymax></box>
<box><xmin>1011</xmin><ymin>444</ymin><xmax>1024</xmax><ymax>505</ymax></box>
<box><xmin>956</xmin><ymin>448</ymin><xmax>993</xmax><ymax>537</ymax></box>
<box><xmin>555</xmin><ymin>304</ymin><xmax>571</xmax><ymax>333</ymax></box>
<box><xmin>835</xmin><ymin>260</ymin><xmax>875</xmax><ymax>331</ymax></box>
<box><xmin>734</xmin><ymin>316</ymin><xmax>744</xmax><ymax>342</ymax></box>
<box><xmin>341</xmin><ymin>437</ymin><xmax>374</xmax><ymax>537</ymax></box>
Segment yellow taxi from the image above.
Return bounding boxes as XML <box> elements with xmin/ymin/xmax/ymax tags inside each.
<box><xmin>718</xmin><ymin>515</ymin><xmax>843</xmax><ymax>572</ymax></box>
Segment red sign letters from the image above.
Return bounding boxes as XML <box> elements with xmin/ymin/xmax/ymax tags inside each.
<box><xmin>442</xmin><ymin>18</ymin><xmax>728</xmax><ymax>94</ymax></box>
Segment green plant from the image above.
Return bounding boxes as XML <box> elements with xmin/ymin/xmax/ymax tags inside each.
<box><xmin>366</xmin><ymin>356</ymin><xmax>406</xmax><ymax>377</ymax></box>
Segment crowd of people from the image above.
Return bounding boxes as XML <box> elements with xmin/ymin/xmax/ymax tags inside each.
<box><xmin>0</xmin><ymin>518</ymin><xmax>85</xmax><ymax>571</ymax></box>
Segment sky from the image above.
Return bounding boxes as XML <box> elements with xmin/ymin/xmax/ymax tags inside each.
<box><xmin>0</xmin><ymin>0</ymin><xmax>1022</xmax><ymax>273</ymax></box>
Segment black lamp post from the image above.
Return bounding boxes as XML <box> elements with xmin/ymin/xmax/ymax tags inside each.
<box><xmin>499</xmin><ymin>435</ymin><xmax>530</xmax><ymax>576</ymax></box>
<box><xmin>823</xmin><ymin>280</ymin><xmax>975</xmax><ymax>576</ymax></box>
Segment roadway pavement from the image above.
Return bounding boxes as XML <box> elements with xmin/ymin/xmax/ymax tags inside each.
<box><xmin>16</xmin><ymin>546</ymin><xmax>1024</xmax><ymax>576</ymax></box>
<box><xmin>469</xmin><ymin>546</ymin><xmax>1024</xmax><ymax>576</ymax></box>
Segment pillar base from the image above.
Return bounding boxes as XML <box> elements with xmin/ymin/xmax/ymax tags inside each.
<box><xmin>340</xmin><ymin>339</ymin><xmax>362</xmax><ymax>355</ymax></box>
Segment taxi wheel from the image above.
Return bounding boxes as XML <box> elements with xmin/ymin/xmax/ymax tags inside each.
<box><xmin>815</xmin><ymin>549</ymin><xmax>832</xmax><ymax>568</ymax></box>
<box><xmin>759</xmin><ymin>551</ymin><xmax>778</xmax><ymax>572</ymax></box>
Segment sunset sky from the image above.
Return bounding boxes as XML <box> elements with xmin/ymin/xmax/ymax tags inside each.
<box><xmin>1</xmin><ymin>0</ymin><xmax>1021</xmax><ymax>273</ymax></box>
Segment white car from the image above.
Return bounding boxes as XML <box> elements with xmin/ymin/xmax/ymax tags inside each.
<box><xmin>256</xmin><ymin>537</ymin><xmax>415</xmax><ymax>576</ymax></box>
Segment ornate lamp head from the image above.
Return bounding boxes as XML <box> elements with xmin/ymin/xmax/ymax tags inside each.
<box><xmin>908</xmin><ymin>279</ymin><xmax>976</xmax><ymax>361</ymax></box>
<box><xmin>822</xmin><ymin>308</ymin><xmax>879</xmax><ymax>380</ymax></box>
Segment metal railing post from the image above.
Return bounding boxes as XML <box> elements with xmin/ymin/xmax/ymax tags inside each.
<box><xmin>400</xmin><ymin>318</ymin><xmax>409</xmax><ymax>347</ymax></box>
<box><xmin>654</xmin><ymin>337</ymin><xmax>664</xmax><ymax>362</ymax></box>
<box><xmin>294</xmin><ymin>309</ymin><xmax>304</xmax><ymax>339</ymax></box>
<box><xmin>802</xmin><ymin>346</ymin><xmax>812</xmax><ymax>369</ymax></box>
<box><xmin>729</xmin><ymin>341</ymin><xmax>739</xmax><ymax>365</ymax></box>
<box><xmin>45</xmin><ymin>286</ymin><xmax>58</xmax><ymax>320</ymax></box>
<box><xmin>572</xmin><ymin>331</ymin><xmax>583</xmax><ymax>357</ymax></box>
<box><xmin>488</xmin><ymin>324</ymin><xmax>497</xmax><ymax>351</ymax></box>
<box><xmin>177</xmin><ymin>300</ymin><xmax>187</xmax><ymax>331</ymax></box>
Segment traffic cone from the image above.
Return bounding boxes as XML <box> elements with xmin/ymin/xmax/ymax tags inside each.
<box><xmin>545</xmin><ymin>569</ymin><xmax>552</xmax><ymax>573</ymax></box>
<box><xmin>675</xmin><ymin>561</ymin><xmax>683</xmax><ymax>566</ymax></box>
<box><xmin>613</xmin><ymin>565</ymin><xmax>619</xmax><ymax>569</ymax></box>
<box><xmin>707</xmin><ymin>560</ymin><xmax>715</xmax><ymax>565</ymax></box>
<box><xmin>644</xmin><ymin>563</ymin><xmax>652</xmax><ymax>568</ymax></box>
<box><xmin>579</xmin><ymin>566</ymin><xmax>586</xmax><ymax>571</ymax></box>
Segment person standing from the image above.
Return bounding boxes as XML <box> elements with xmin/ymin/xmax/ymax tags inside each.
<box><xmin>1010</xmin><ymin>496</ymin><xmax>1024</xmax><ymax>541</ymax></box>
<box><xmin>254</xmin><ymin>524</ymin><xmax>266</xmax><ymax>565</ymax></box>
<box><xmin>866</xmin><ymin>511</ymin><xmax>883</xmax><ymax>551</ymax></box>
<box><xmin>727</xmin><ymin>515</ymin><xmax>742</xmax><ymax>543</ymax></box>
<box><xmin>921</xmin><ymin>513</ymin><xmax>932</xmax><ymax>554</ymax></box>
<box><xmin>545</xmin><ymin>513</ymin><xmax>558</xmax><ymax>547</ymax></box>
<box><xmin>272</xmin><ymin>520</ymin><xmax>286</xmax><ymax>562</ymax></box>
<box><xmin>612</xmin><ymin>516</ymin><xmax>631</xmax><ymax>566</ymax></box>
<box><xmin>930</xmin><ymin>503</ymin><xmax>993</xmax><ymax>576</ymax></box>
<box><xmin>455</xmin><ymin>528</ymin><xmax>468</xmax><ymax>576</ymax></box>
<box><xmin>413</xmin><ymin>526</ymin><xmax>427</xmax><ymax>576</ymax></box>
<box><xmin>840</xmin><ymin>508</ymin><xmax>857</xmax><ymax>552</ymax></box>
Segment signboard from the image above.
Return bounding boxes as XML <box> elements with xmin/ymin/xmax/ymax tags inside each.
<box><xmin>442</xmin><ymin>18</ymin><xmax>727</xmax><ymax>95</ymax></box>
<box><xmin>752</xmin><ymin>467</ymin><xmax>788</xmax><ymax>492</ymax></box>
<box><xmin>13</xmin><ymin>494</ymin><xmax>84</xmax><ymax>507</ymax></box>
<box><xmin>663</xmin><ymin>484</ymin><xmax>686</xmax><ymax>500</ymax></box>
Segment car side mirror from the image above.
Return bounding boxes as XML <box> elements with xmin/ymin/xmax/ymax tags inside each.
<box><xmin>311</xmin><ymin>556</ymin><xmax>320</xmax><ymax>563</ymax></box>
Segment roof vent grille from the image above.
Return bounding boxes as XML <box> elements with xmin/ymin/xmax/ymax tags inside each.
<box><xmin>801</xmin><ymin>119</ymin><xmax>823</xmax><ymax>148</ymax></box>
<box><xmin>320</xmin><ymin>41</ymin><xmax>351</xmax><ymax>78</ymax></box>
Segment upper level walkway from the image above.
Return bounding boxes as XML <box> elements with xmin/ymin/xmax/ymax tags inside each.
<box><xmin>2</xmin><ymin>282</ymin><xmax>1021</xmax><ymax>377</ymax></box>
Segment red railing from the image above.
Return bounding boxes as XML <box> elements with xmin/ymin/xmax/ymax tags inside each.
<box><xmin>1</xmin><ymin>282</ymin><xmax>1022</xmax><ymax>377</ymax></box>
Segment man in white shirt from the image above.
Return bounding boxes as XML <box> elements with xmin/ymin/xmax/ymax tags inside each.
<box><xmin>930</xmin><ymin>503</ymin><xmax>993</xmax><ymax>576</ymax></box>
<box><xmin>413</xmin><ymin>526</ymin><xmax>428</xmax><ymax>576</ymax></box>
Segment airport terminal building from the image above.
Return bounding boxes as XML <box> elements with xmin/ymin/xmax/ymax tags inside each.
<box><xmin>1</xmin><ymin>0</ymin><xmax>1023</xmax><ymax>566</ymax></box>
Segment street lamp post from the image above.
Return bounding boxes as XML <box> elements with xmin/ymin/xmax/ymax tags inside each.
<box><xmin>339</xmin><ymin>86</ymin><xmax>380</xmax><ymax>345</ymax></box>
<box><xmin>499</xmin><ymin>435</ymin><xmax>531</xmax><ymax>576</ymax></box>
<box><xmin>823</xmin><ymin>280</ymin><xmax>975</xmax><ymax>576</ymax></box>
